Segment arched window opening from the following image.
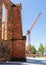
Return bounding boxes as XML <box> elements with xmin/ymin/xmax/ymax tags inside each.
<box><xmin>2</xmin><ymin>4</ymin><xmax>6</xmax><ymax>22</ymax></box>
<box><xmin>2</xmin><ymin>4</ymin><xmax>8</xmax><ymax>40</ymax></box>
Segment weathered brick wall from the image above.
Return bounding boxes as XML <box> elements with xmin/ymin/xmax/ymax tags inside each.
<box><xmin>0</xmin><ymin>40</ymin><xmax>11</xmax><ymax>60</ymax></box>
<box><xmin>2</xmin><ymin>22</ymin><xmax>5</xmax><ymax>40</ymax></box>
<box><xmin>11</xmin><ymin>39</ymin><xmax>26</xmax><ymax>58</ymax></box>
<box><xmin>2</xmin><ymin>21</ymin><xmax>8</xmax><ymax>40</ymax></box>
<box><xmin>11</xmin><ymin>4</ymin><xmax>26</xmax><ymax>61</ymax></box>
<box><xmin>0</xmin><ymin>3</ymin><xmax>2</xmax><ymax>40</ymax></box>
<box><xmin>11</xmin><ymin>5</ymin><xmax>22</xmax><ymax>39</ymax></box>
<box><xmin>0</xmin><ymin>0</ymin><xmax>12</xmax><ymax>40</ymax></box>
<box><xmin>0</xmin><ymin>0</ymin><xmax>11</xmax><ymax>60</ymax></box>
<box><xmin>0</xmin><ymin>0</ymin><xmax>26</xmax><ymax>61</ymax></box>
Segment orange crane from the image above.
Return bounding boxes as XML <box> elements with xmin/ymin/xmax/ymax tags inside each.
<box><xmin>27</xmin><ymin>12</ymin><xmax>42</xmax><ymax>56</ymax></box>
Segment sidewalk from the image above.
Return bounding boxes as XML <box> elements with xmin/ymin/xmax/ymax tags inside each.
<box><xmin>26</xmin><ymin>57</ymin><xmax>46</xmax><ymax>60</ymax></box>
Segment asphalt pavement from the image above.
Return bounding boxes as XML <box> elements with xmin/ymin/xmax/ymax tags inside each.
<box><xmin>0</xmin><ymin>57</ymin><xmax>46</xmax><ymax>65</ymax></box>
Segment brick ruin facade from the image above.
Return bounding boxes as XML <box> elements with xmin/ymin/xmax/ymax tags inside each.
<box><xmin>0</xmin><ymin>0</ymin><xmax>26</xmax><ymax>61</ymax></box>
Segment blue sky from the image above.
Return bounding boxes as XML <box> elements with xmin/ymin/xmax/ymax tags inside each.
<box><xmin>3</xmin><ymin>0</ymin><xmax>46</xmax><ymax>50</ymax></box>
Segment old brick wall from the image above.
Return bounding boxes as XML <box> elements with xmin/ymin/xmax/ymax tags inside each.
<box><xmin>0</xmin><ymin>0</ymin><xmax>26</xmax><ymax>61</ymax></box>
<box><xmin>0</xmin><ymin>3</ymin><xmax>2</xmax><ymax>40</ymax></box>
<box><xmin>11</xmin><ymin>5</ymin><xmax>22</xmax><ymax>39</ymax></box>
<box><xmin>0</xmin><ymin>0</ymin><xmax>12</xmax><ymax>40</ymax></box>
<box><xmin>11</xmin><ymin>39</ymin><xmax>26</xmax><ymax>58</ymax></box>
<box><xmin>11</xmin><ymin>4</ymin><xmax>26</xmax><ymax>60</ymax></box>
<box><xmin>0</xmin><ymin>0</ymin><xmax>12</xmax><ymax>60</ymax></box>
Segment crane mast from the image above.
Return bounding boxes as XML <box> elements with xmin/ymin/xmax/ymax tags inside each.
<box><xmin>27</xmin><ymin>12</ymin><xmax>42</xmax><ymax>56</ymax></box>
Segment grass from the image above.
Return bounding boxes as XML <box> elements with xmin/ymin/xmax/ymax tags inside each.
<box><xmin>38</xmin><ymin>56</ymin><xmax>46</xmax><ymax>58</ymax></box>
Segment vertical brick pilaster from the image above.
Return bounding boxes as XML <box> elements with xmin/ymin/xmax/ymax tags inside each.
<box><xmin>0</xmin><ymin>4</ymin><xmax>2</xmax><ymax>40</ymax></box>
<box><xmin>11</xmin><ymin>4</ymin><xmax>26</xmax><ymax>61</ymax></box>
<box><xmin>11</xmin><ymin>5</ymin><xmax>22</xmax><ymax>39</ymax></box>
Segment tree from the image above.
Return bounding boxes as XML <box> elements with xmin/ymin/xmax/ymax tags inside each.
<box><xmin>38</xmin><ymin>43</ymin><xmax>44</xmax><ymax>55</ymax></box>
<box><xmin>31</xmin><ymin>45</ymin><xmax>37</xmax><ymax>54</ymax></box>
<box><xmin>26</xmin><ymin>45</ymin><xmax>36</xmax><ymax>54</ymax></box>
<box><xmin>44</xmin><ymin>44</ymin><xmax>46</xmax><ymax>53</ymax></box>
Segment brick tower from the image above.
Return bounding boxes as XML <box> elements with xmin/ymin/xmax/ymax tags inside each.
<box><xmin>11</xmin><ymin>4</ymin><xmax>26</xmax><ymax>61</ymax></box>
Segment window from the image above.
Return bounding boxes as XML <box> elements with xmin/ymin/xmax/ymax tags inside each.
<box><xmin>2</xmin><ymin>4</ymin><xmax>6</xmax><ymax>22</ymax></box>
<box><xmin>2</xmin><ymin>4</ymin><xmax>8</xmax><ymax>40</ymax></box>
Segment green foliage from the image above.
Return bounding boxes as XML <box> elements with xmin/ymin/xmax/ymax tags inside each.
<box><xmin>26</xmin><ymin>45</ymin><xmax>37</xmax><ymax>54</ymax></box>
<box><xmin>38</xmin><ymin>43</ymin><xmax>44</xmax><ymax>52</ymax></box>
<box><xmin>44</xmin><ymin>44</ymin><xmax>46</xmax><ymax>52</ymax></box>
<box><xmin>31</xmin><ymin>45</ymin><xmax>37</xmax><ymax>54</ymax></box>
<box><xmin>38</xmin><ymin>43</ymin><xmax>44</xmax><ymax>55</ymax></box>
<box><xmin>26</xmin><ymin>43</ymin><xmax>46</xmax><ymax>55</ymax></box>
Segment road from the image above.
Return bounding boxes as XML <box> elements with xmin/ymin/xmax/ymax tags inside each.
<box><xmin>0</xmin><ymin>57</ymin><xmax>46</xmax><ymax>65</ymax></box>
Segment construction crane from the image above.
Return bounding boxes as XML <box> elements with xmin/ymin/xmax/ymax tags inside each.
<box><xmin>27</xmin><ymin>12</ymin><xmax>42</xmax><ymax>56</ymax></box>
